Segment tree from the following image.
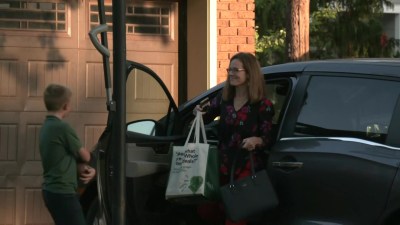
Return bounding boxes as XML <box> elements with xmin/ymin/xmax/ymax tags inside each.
<box><xmin>255</xmin><ymin>0</ymin><xmax>399</xmax><ymax>64</ymax></box>
<box><xmin>255</xmin><ymin>0</ymin><xmax>287</xmax><ymax>65</ymax></box>
<box><xmin>286</xmin><ymin>0</ymin><xmax>310</xmax><ymax>61</ymax></box>
<box><xmin>310</xmin><ymin>0</ymin><xmax>397</xmax><ymax>58</ymax></box>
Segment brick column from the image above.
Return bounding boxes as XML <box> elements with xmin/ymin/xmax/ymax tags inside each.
<box><xmin>217</xmin><ymin>0</ymin><xmax>256</xmax><ymax>84</ymax></box>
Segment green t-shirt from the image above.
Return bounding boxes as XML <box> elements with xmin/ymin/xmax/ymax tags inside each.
<box><xmin>39</xmin><ymin>115</ymin><xmax>82</xmax><ymax>193</ymax></box>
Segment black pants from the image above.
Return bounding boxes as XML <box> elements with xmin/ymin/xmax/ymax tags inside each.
<box><xmin>42</xmin><ymin>190</ymin><xmax>87</xmax><ymax>225</ymax></box>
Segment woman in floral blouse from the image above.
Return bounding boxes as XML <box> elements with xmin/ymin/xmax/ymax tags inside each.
<box><xmin>195</xmin><ymin>52</ymin><xmax>274</xmax><ymax>225</ymax></box>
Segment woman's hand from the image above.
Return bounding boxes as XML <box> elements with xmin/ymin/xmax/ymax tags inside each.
<box><xmin>242</xmin><ymin>137</ymin><xmax>263</xmax><ymax>151</ymax></box>
<box><xmin>193</xmin><ymin>104</ymin><xmax>208</xmax><ymax>115</ymax></box>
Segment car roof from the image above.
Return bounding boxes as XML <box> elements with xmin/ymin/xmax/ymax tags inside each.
<box><xmin>261</xmin><ymin>58</ymin><xmax>400</xmax><ymax>78</ymax></box>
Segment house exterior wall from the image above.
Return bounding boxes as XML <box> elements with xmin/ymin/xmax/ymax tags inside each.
<box><xmin>0</xmin><ymin>0</ymin><xmax>256</xmax><ymax>224</ymax></box>
<box><xmin>384</xmin><ymin>2</ymin><xmax>400</xmax><ymax>42</ymax></box>
<box><xmin>217</xmin><ymin>0</ymin><xmax>256</xmax><ymax>84</ymax></box>
<box><xmin>187</xmin><ymin>0</ymin><xmax>209</xmax><ymax>99</ymax></box>
<box><xmin>186</xmin><ymin>0</ymin><xmax>256</xmax><ymax>99</ymax></box>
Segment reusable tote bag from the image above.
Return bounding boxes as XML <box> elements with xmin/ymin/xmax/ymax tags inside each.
<box><xmin>165</xmin><ymin>111</ymin><xmax>219</xmax><ymax>202</ymax></box>
<box><xmin>220</xmin><ymin>152</ymin><xmax>279</xmax><ymax>222</ymax></box>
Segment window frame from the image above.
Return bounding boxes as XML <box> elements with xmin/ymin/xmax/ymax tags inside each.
<box><xmin>0</xmin><ymin>0</ymin><xmax>70</xmax><ymax>34</ymax></box>
<box><xmin>88</xmin><ymin>1</ymin><xmax>174</xmax><ymax>37</ymax></box>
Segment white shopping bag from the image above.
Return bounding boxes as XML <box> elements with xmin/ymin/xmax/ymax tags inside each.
<box><xmin>165</xmin><ymin>111</ymin><xmax>219</xmax><ymax>201</ymax></box>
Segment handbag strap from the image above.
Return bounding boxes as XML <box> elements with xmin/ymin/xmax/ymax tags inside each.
<box><xmin>229</xmin><ymin>151</ymin><xmax>256</xmax><ymax>187</ymax></box>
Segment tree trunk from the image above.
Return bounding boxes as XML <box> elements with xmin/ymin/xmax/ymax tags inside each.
<box><xmin>286</xmin><ymin>0</ymin><xmax>310</xmax><ymax>61</ymax></box>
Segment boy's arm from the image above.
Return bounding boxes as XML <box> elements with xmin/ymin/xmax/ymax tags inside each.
<box><xmin>78</xmin><ymin>147</ymin><xmax>91</xmax><ymax>163</ymax></box>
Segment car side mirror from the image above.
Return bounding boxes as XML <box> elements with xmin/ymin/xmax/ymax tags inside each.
<box><xmin>127</xmin><ymin>120</ymin><xmax>157</xmax><ymax>136</ymax></box>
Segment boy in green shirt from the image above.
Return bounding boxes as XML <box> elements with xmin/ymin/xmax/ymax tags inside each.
<box><xmin>40</xmin><ymin>84</ymin><xmax>95</xmax><ymax>225</ymax></box>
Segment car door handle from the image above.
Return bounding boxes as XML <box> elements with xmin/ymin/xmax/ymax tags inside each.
<box><xmin>272</xmin><ymin>162</ymin><xmax>303</xmax><ymax>168</ymax></box>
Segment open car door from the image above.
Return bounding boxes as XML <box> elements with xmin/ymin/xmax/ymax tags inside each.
<box><xmin>87</xmin><ymin>1</ymin><xmax>185</xmax><ymax>223</ymax></box>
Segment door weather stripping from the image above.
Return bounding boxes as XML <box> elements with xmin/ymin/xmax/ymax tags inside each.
<box><xmin>280</xmin><ymin>137</ymin><xmax>400</xmax><ymax>151</ymax></box>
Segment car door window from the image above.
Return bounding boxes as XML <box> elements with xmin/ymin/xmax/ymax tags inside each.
<box><xmin>295</xmin><ymin>76</ymin><xmax>400</xmax><ymax>144</ymax></box>
<box><xmin>264</xmin><ymin>78</ymin><xmax>292</xmax><ymax>142</ymax></box>
<box><xmin>126</xmin><ymin>67</ymin><xmax>176</xmax><ymax>136</ymax></box>
<box><xmin>265</xmin><ymin>78</ymin><xmax>291</xmax><ymax>124</ymax></box>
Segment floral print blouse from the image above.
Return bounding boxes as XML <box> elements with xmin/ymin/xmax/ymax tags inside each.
<box><xmin>202</xmin><ymin>93</ymin><xmax>275</xmax><ymax>183</ymax></box>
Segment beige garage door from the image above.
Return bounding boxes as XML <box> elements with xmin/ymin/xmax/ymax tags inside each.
<box><xmin>0</xmin><ymin>1</ymin><xmax>178</xmax><ymax>224</ymax></box>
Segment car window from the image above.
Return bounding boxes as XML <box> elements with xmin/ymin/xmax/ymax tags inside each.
<box><xmin>265</xmin><ymin>78</ymin><xmax>292</xmax><ymax>142</ymax></box>
<box><xmin>126</xmin><ymin>68</ymin><xmax>173</xmax><ymax>135</ymax></box>
<box><xmin>265</xmin><ymin>78</ymin><xmax>291</xmax><ymax>125</ymax></box>
<box><xmin>295</xmin><ymin>76</ymin><xmax>400</xmax><ymax>144</ymax></box>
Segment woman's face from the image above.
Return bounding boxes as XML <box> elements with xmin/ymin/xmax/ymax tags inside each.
<box><xmin>228</xmin><ymin>59</ymin><xmax>247</xmax><ymax>87</ymax></box>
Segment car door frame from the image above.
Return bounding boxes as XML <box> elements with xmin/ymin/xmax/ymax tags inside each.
<box><xmin>99</xmin><ymin>59</ymin><xmax>183</xmax><ymax>224</ymax></box>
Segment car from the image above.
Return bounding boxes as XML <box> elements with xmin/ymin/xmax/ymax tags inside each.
<box><xmin>79</xmin><ymin>58</ymin><xmax>400</xmax><ymax>225</ymax></box>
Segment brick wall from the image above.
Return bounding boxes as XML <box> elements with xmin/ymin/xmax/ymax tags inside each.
<box><xmin>217</xmin><ymin>0</ymin><xmax>256</xmax><ymax>84</ymax></box>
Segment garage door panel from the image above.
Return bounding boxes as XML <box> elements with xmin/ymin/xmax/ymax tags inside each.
<box><xmin>0</xmin><ymin>124</ymin><xmax>18</xmax><ymax>161</ymax></box>
<box><xmin>25</xmin><ymin>188</ymin><xmax>53</xmax><ymax>225</ymax></box>
<box><xmin>79</xmin><ymin>122</ymin><xmax>105</xmax><ymax>154</ymax></box>
<box><xmin>126</xmin><ymin>51</ymin><xmax>178</xmax><ymax>103</ymax></box>
<box><xmin>0</xmin><ymin>187</ymin><xmax>16</xmax><ymax>225</ymax></box>
<box><xmin>0</xmin><ymin>60</ymin><xmax>18</xmax><ymax>96</ymax></box>
<box><xmin>0</xmin><ymin>178</ymin><xmax>47</xmax><ymax>225</ymax></box>
<box><xmin>17</xmin><ymin>113</ymin><xmax>45</xmax><ymax>177</ymax></box>
<box><xmin>77</xmin><ymin>50</ymin><xmax>110</xmax><ymax>113</ymax></box>
<box><xmin>26</xmin><ymin>60</ymin><xmax>78</xmax><ymax>112</ymax></box>
<box><xmin>126</xmin><ymin>67</ymin><xmax>172</xmax><ymax>122</ymax></box>
<box><xmin>22</xmin><ymin>119</ymin><xmax>42</xmax><ymax>176</ymax></box>
<box><xmin>65</xmin><ymin>113</ymin><xmax>108</xmax><ymax>151</ymax></box>
<box><xmin>0</xmin><ymin>59</ymin><xmax>26</xmax><ymax>112</ymax></box>
<box><xmin>26</xmin><ymin>125</ymin><xmax>41</xmax><ymax>162</ymax></box>
<box><xmin>27</xmin><ymin>61</ymin><xmax>70</xmax><ymax>97</ymax></box>
<box><xmin>0</xmin><ymin>48</ymin><xmax>79</xmax><ymax>112</ymax></box>
<box><xmin>0</xmin><ymin>113</ymin><xmax>19</xmax><ymax>177</ymax></box>
<box><xmin>17</xmin><ymin>177</ymin><xmax>50</xmax><ymax>225</ymax></box>
<box><xmin>78</xmin><ymin>61</ymin><xmax>110</xmax><ymax>112</ymax></box>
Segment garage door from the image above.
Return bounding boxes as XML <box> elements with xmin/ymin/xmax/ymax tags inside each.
<box><xmin>0</xmin><ymin>1</ymin><xmax>178</xmax><ymax>224</ymax></box>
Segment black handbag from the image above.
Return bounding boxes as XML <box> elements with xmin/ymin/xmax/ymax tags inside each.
<box><xmin>220</xmin><ymin>151</ymin><xmax>279</xmax><ymax>222</ymax></box>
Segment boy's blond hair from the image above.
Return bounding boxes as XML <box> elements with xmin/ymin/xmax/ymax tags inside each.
<box><xmin>43</xmin><ymin>84</ymin><xmax>72</xmax><ymax>112</ymax></box>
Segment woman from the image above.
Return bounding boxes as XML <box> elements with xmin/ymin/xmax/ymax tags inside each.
<box><xmin>195</xmin><ymin>52</ymin><xmax>275</xmax><ymax>225</ymax></box>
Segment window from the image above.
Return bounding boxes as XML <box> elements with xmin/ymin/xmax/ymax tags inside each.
<box><xmin>126</xmin><ymin>68</ymin><xmax>171</xmax><ymax>125</ymax></box>
<box><xmin>89</xmin><ymin>3</ymin><xmax>171</xmax><ymax>35</ymax></box>
<box><xmin>295</xmin><ymin>76</ymin><xmax>400</xmax><ymax>144</ymax></box>
<box><xmin>0</xmin><ymin>1</ymin><xmax>67</xmax><ymax>31</ymax></box>
<box><xmin>265</xmin><ymin>78</ymin><xmax>292</xmax><ymax>142</ymax></box>
<box><xmin>265</xmin><ymin>79</ymin><xmax>291</xmax><ymax>125</ymax></box>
